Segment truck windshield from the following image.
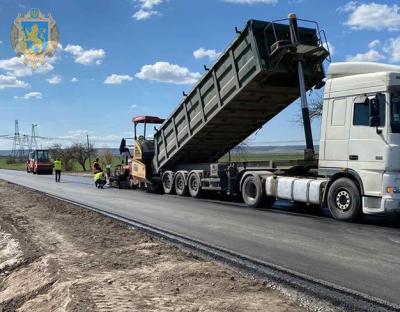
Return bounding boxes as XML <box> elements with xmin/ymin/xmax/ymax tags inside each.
<box><xmin>36</xmin><ymin>150</ymin><xmax>49</xmax><ymax>161</ymax></box>
<box><xmin>392</xmin><ymin>93</ymin><xmax>400</xmax><ymax>133</ymax></box>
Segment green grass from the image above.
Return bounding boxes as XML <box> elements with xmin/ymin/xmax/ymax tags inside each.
<box><xmin>0</xmin><ymin>158</ymin><xmax>27</xmax><ymax>171</ymax></box>
<box><xmin>0</xmin><ymin>156</ymin><xmax>126</xmax><ymax>173</ymax></box>
<box><xmin>0</xmin><ymin>154</ymin><xmax>308</xmax><ymax>172</ymax></box>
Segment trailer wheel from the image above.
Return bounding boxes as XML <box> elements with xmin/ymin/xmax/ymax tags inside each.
<box><xmin>162</xmin><ymin>171</ymin><xmax>175</xmax><ymax>194</ymax></box>
<box><xmin>174</xmin><ymin>172</ymin><xmax>188</xmax><ymax>196</ymax></box>
<box><xmin>327</xmin><ymin>178</ymin><xmax>363</xmax><ymax>222</ymax></box>
<box><xmin>242</xmin><ymin>175</ymin><xmax>264</xmax><ymax>208</ymax></box>
<box><xmin>188</xmin><ymin>172</ymin><xmax>202</xmax><ymax>198</ymax></box>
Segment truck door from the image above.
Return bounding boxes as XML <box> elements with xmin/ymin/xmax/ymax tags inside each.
<box><xmin>322</xmin><ymin>97</ymin><xmax>350</xmax><ymax>166</ymax></box>
<box><xmin>348</xmin><ymin>93</ymin><xmax>386</xmax><ymax>196</ymax></box>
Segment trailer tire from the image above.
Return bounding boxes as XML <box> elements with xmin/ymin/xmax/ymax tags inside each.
<box><xmin>174</xmin><ymin>172</ymin><xmax>188</xmax><ymax>196</ymax></box>
<box><xmin>242</xmin><ymin>175</ymin><xmax>264</xmax><ymax>208</ymax></box>
<box><xmin>162</xmin><ymin>171</ymin><xmax>175</xmax><ymax>194</ymax></box>
<box><xmin>327</xmin><ymin>177</ymin><xmax>363</xmax><ymax>222</ymax></box>
<box><xmin>188</xmin><ymin>172</ymin><xmax>202</xmax><ymax>198</ymax></box>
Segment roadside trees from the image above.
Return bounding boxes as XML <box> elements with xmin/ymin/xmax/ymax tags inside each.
<box><xmin>49</xmin><ymin>144</ymin><xmax>75</xmax><ymax>171</ymax></box>
<box><xmin>71</xmin><ymin>143</ymin><xmax>96</xmax><ymax>172</ymax></box>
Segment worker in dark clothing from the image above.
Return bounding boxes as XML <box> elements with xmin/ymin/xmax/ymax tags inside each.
<box><xmin>53</xmin><ymin>158</ymin><xmax>62</xmax><ymax>182</ymax></box>
<box><xmin>92</xmin><ymin>157</ymin><xmax>102</xmax><ymax>174</ymax></box>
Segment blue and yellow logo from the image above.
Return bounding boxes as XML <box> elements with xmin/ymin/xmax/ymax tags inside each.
<box><xmin>11</xmin><ymin>9</ymin><xmax>59</xmax><ymax>69</ymax></box>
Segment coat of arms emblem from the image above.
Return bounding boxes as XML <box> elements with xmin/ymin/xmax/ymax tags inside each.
<box><xmin>11</xmin><ymin>8</ymin><xmax>59</xmax><ymax>69</ymax></box>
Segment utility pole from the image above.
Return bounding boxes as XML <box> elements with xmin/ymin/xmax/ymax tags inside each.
<box><xmin>86</xmin><ymin>134</ymin><xmax>92</xmax><ymax>169</ymax></box>
<box><xmin>11</xmin><ymin>120</ymin><xmax>23</xmax><ymax>161</ymax></box>
<box><xmin>29</xmin><ymin>124</ymin><xmax>38</xmax><ymax>152</ymax></box>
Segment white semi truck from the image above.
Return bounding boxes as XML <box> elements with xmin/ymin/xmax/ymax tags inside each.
<box><xmin>120</xmin><ymin>15</ymin><xmax>400</xmax><ymax>222</ymax></box>
<box><xmin>249</xmin><ymin>62</ymin><xmax>400</xmax><ymax>222</ymax></box>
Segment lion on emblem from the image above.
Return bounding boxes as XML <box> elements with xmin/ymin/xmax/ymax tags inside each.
<box><xmin>20</xmin><ymin>23</ymin><xmax>46</xmax><ymax>54</ymax></box>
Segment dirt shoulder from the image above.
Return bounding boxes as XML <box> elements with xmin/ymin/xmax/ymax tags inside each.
<box><xmin>0</xmin><ymin>181</ymin><xmax>305</xmax><ymax>312</ymax></box>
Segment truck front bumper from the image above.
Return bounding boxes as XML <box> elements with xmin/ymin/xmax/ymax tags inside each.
<box><xmin>362</xmin><ymin>196</ymin><xmax>400</xmax><ymax>215</ymax></box>
<box><xmin>362</xmin><ymin>172</ymin><xmax>400</xmax><ymax>215</ymax></box>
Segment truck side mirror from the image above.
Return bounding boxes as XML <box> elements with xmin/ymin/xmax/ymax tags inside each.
<box><xmin>369</xmin><ymin>97</ymin><xmax>380</xmax><ymax>127</ymax></box>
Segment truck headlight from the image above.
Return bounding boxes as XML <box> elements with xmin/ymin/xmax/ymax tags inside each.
<box><xmin>386</xmin><ymin>186</ymin><xmax>400</xmax><ymax>193</ymax></box>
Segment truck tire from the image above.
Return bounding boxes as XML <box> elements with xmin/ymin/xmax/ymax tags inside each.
<box><xmin>162</xmin><ymin>171</ymin><xmax>175</xmax><ymax>194</ymax></box>
<box><xmin>242</xmin><ymin>175</ymin><xmax>264</xmax><ymax>208</ymax></box>
<box><xmin>327</xmin><ymin>178</ymin><xmax>363</xmax><ymax>222</ymax></box>
<box><xmin>188</xmin><ymin>172</ymin><xmax>202</xmax><ymax>198</ymax></box>
<box><xmin>174</xmin><ymin>171</ymin><xmax>188</xmax><ymax>196</ymax></box>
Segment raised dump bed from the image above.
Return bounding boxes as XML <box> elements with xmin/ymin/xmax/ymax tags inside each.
<box><xmin>152</xmin><ymin>19</ymin><xmax>328</xmax><ymax>174</ymax></box>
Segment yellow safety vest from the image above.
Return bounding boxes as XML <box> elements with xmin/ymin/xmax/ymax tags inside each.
<box><xmin>53</xmin><ymin>160</ymin><xmax>62</xmax><ymax>171</ymax></box>
<box><xmin>94</xmin><ymin>171</ymin><xmax>105</xmax><ymax>182</ymax></box>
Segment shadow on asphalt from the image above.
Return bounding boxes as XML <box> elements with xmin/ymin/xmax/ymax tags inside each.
<box><xmin>179</xmin><ymin>191</ymin><xmax>400</xmax><ymax>229</ymax></box>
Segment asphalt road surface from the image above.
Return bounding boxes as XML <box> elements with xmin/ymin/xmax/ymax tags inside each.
<box><xmin>1</xmin><ymin>169</ymin><xmax>400</xmax><ymax>306</ymax></box>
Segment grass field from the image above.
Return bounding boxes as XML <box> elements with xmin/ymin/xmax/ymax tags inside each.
<box><xmin>0</xmin><ymin>153</ymin><xmax>307</xmax><ymax>172</ymax></box>
<box><xmin>0</xmin><ymin>156</ymin><xmax>126</xmax><ymax>173</ymax></box>
<box><xmin>0</xmin><ymin>158</ymin><xmax>27</xmax><ymax>171</ymax></box>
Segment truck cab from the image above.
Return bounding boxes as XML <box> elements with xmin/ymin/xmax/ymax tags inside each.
<box><xmin>26</xmin><ymin>149</ymin><xmax>53</xmax><ymax>174</ymax></box>
<box><xmin>319</xmin><ymin>62</ymin><xmax>400</xmax><ymax>217</ymax></box>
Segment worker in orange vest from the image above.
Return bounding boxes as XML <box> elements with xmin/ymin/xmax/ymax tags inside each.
<box><xmin>92</xmin><ymin>158</ymin><xmax>102</xmax><ymax>174</ymax></box>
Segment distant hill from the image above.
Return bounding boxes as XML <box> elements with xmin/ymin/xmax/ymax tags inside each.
<box><xmin>0</xmin><ymin>150</ymin><xmax>11</xmax><ymax>157</ymax></box>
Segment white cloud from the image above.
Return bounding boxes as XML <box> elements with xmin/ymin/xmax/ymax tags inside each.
<box><xmin>104</xmin><ymin>74</ymin><xmax>133</xmax><ymax>85</ymax></box>
<box><xmin>60</xmin><ymin>130</ymin><xmax>120</xmax><ymax>143</ymax></box>
<box><xmin>135</xmin><ymin>61</ymin><xmax>201</xmax><ymax>85</ymax></box>
<box><xmin>346</xmin><ymin>49</ymin><xmax>385</xmax><ymax>62</ymax></box>
<box><xmin>70</xmin><ymin>77</ymin><xmax>78</xmax><ymax>82</ymax></box>
<box><xmin>132</xmin><ymin>9</ymin><xmax>159</xmax><ymax>20</ymax></box>
<box><xmin>133</xmin><ymin>0</ymin><xmax>164</xmax><ymax>21</ymax></box>
<box><xmin>368</xmin><ymin>39</ymin><xmax>381</xmax><ymax>49</ymax></box>
<box><xmin>322</xmin><ymin>41</ymin><xmax>335</xmax><ymax>56</ymax></box>
<box><xmin>131</xmin><ymin>104</ymin><xmax>138</xmax><ymax>108</ymax></box>
<box><xmin>14</xmin><ymin>91</ymin><xmax>42</xmax><ymax>100</ymax></box>
<box><xmin>0</xmin><ymin>41</ymin><xmax>3</xmax><ymax>44</ymax></box>
<box><xmin>384</xmin><ymin>37</ymin><xmax>400</xmax><ymax>62</ymax></box>
<box><xmin>59</xmin><ymin>130</ymin><xmax>90</xmax><ymax>140</ymax></box>
<box><xmin>193</xmin><ymin>48</ymin><xmax>221</xmax><ymax>61</ymax></box>
<box><xmin>64</xmin><ymin>44</ymin><xmax>105</xmax><ymax>65</ymax></box>
<box><xmin>222</xmin><ymin>0</ymin><xmax>277</xmax><ymax>4</ymax></box>
<box><xmin>137</xmin><ymin>0</ymin><xmax>163</xmax><ymax>9</ymax></box>
<box><xmin>46</xmin><ymin>75</ymin><xmax>61</xmax><ymax>84</ymax></box>
<box><xmin>341</xmin><ymin>2</ymin><xmax>400</xmax><ymax>31</ymax></box>
<box><xmin>0</xmin><ymin>75</ymin><xmax>29</xmax><ymax>89</ymax></box>
<box><xmin>0</xmin><ymin>56</ymin><xmax>54</xmax><ymax>77</ymax></box>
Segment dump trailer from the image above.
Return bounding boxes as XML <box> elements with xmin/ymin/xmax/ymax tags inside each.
<box><xmin>125</xmin><ymin>14</ymin><xmax>400</xmax><ymax>222</ymax></box>
<box><xmin>153</xmin><ymin>18</ymin><xmax>327</xmax><ymax>173</ymax></box>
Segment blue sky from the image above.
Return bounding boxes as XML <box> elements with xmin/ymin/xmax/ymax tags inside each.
<box><xmin>0</xmin><ymin>0</ymin><xmax>399</xmax><ymax>149</ymax></box>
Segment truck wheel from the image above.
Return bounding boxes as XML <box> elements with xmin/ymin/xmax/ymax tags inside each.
<box><xmin>174</xmin><ymin>172</ymin><xmax>188</xmax><ymax>196</ymax></box>
<box><xmin>327</xmin><ymin>178</ymin><xmax>363</xmax><ymax>222</ymax></box>
<box><xmin>242</xmin><ymin>175</ymin><xmax>264</xmax><ymax>208</ymax></box>
<box><xmin>188</xmin><ymin>172</ymin><xmax>202</xmax><ymax>198</ymax></box>
<box><xmin>162</xmin><ymin>171</ymin><xmax>175</xmax><ymax>194</ymax></box>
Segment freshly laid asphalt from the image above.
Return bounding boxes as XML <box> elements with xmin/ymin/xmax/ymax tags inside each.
<box><xmin>1</xmin><ymin>169</ymin><xmax>400</xmax><ymax>306</ymax></box>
